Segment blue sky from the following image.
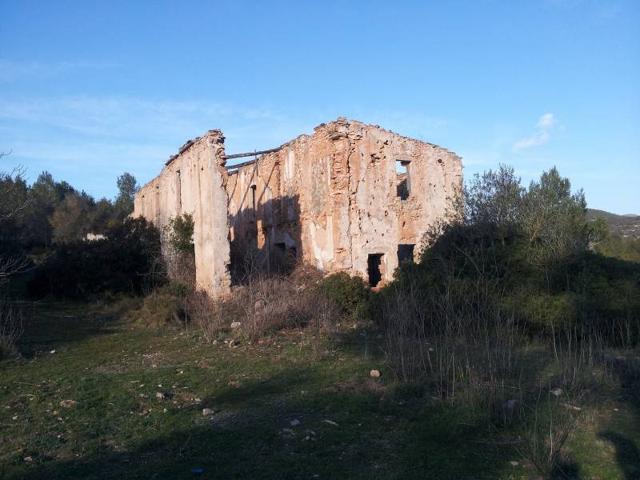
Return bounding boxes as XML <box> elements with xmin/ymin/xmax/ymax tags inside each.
<box><xmin>1</xmin><ymin>0</ymin><xmax>638</xmax><ymax>214</ymax></box>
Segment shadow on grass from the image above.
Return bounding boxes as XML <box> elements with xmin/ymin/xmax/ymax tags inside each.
<box><xmin>550</xmin><ymin>459</ymin><xmax>582</xmax><ymax>480</ymax></box>
<box><xmin>600</xmin><ymin>356</ymin><xmax>640</xmax><ymax>479</ymax></box>
<box><xmin>598</xmin><ymin>432</ymin><xmax>640</xmax><ymax>480</ymax></box>
<box><xmin>329</xmin><ymin>326</ymin><xmax>385</xmax><ymax>362</ymax></box>
<box><xmin>16</xmin><ymin>300</ymin><xmax>133</xmax><ymax>358</ymax></box>
<box><xmin>11</xmin><ymin>366</ymin><xmax>516</xmax><ymax>480</ymax></box>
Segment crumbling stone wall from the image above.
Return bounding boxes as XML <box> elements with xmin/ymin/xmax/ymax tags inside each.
<box><xmin>133</xmin><ymin>130</ymin><xmax>231</xmax><ymax>296</ymax></box>
<box><xmin>134</xmin><ymin>118</ymin><xmax>462</xmax><ymax>297</ymax></box>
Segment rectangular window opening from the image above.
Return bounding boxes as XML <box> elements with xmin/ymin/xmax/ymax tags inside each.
<box><xmin>176</xmin><ymin>170</ymin><xmax>182</xmax><ymax>212</ymax></box>
<box><xmin>396</xmin><ymin>160</ymin><xmax>410</xmax><ymax>200</ymax></box>
<box><xmin>251</xmin><ymin>184</ymin><xmax>257</xmax><ymax>212</ymax></box>
<box><xmin>367</xmin><ymin>253</ymin><xmax>384</xmax><ymax>287</ymax></box>
<box><xmin>397</xmin><ymin>244</ymin><xmax>415</xmax><ymax>265</ymax></box>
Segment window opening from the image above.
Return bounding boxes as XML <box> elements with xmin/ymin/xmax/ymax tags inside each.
<box><xmin>397</xmin><ymin>244</ymin><xmax>415</xmax><ymax>265</ymax></box>
<box><xmin>396</xmin><ymin>160</ymin><xmax>410</xmax><ymax>200</ymax></box>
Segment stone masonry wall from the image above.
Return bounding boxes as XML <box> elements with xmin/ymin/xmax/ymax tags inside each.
<box><xmin>134</xmin><ymin>118</ymin><xmax>462</xmax><ymax>296</ymax></box>
<box><xmin>133</xmin><ymin>130</ymin><xmax>231</xmax><ymax>296</ymax></box>
<box><xmin>226</xmin><ymin>118</ymin><xmax>462</xmax><ymax>284</ymax></box>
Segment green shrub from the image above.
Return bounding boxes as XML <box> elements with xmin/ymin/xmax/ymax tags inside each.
<box><xmin>319</xmin><ymin>272</ymin><xmax>370</xmax><ymax>320</ymax></box>
<box><xmin>27</xmin><ymin>217</ymin><xmax>164</xmax><ymax>299</ymax></box>
<box><xmin>167</xmin><ymin>213</ymin><xmax>194</xmax><ymax>254</ymax></box>
<box><xmin>595</xmin><ymin>232</ymin><xmax>640</xmax><ymax>263</ymax></box>
<box><xmin>128</xmin><ymin>283</ymin><xmax>186</xmax><ymax>327</ymax></box>
<box><xmin>502</xmin><ymin>291</ymin><xmax>578</xmax><ymax>333</ymax></box>
<box><xmin>161</xmin><ymin>280</ymin><xmax>192</xmax><ymax>298</ymax></box>
<box><xmin>379</xmin><ymin>166</ymin><xmax>640</xmax><ymax>346</ymax></box>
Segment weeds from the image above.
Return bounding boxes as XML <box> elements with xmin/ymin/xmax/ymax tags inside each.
<box><xmin>379</xmin><ymin>277</ymin><xmax>603</xmax><ymax>475</ymax></box>
<box><xmin>0</xmin><ymin>298</ymin><xmax>25</xmax><ymax>359</ymax></box>
<box><xmin>207</xmin><ymin>267</ymin><xmax>340</xmax><ymax>340</ymax></box>
<box><xmin>516</xmin><ymin>389</ymin><xmax>581</xmax><ymax>478</ymax></box>
<box><xmin>133</xmin><ymin>265</ymin><xmax>342</xmax><ymax>343</ymax></box>
<box><xmin>184</xmin><ymin>290</ymin><xmax>242</xmax><ymax>342</ymax></box>
<box><xmin>378</xmin><ymin>237</ymin><xmax>624</xmax><ymax>477</ymax></box>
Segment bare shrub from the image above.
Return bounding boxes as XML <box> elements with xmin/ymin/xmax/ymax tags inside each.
<box><xmin>163</xmin><ymin>249</ymin><xmax>196</xmax><ymax>288</ymax></box>
<box><xmin>382</xmin><ymin>277</ymin><xmax>524</xmax><ymax>406</ymax></box>
<box><xmin>516</xmin><ymin>389</ymin><xmax>581</xmax><ymax>479</ymax></box>
<box><xmin>184</xmin><ymin>290</ymin><xmax>243</xmax><ymax>342</ymax></box>
<box><xmin>188</xmin><ymin>265</ymin><xmax>339</xmax><ymax>342</ymax></box>
<box><xmin>0</xmin><ymin>298</ymin><xmax>25</xmax><ymax>360</ymax></box>
<box><xmin>231</xmin><ymin>244</ymin><xmax>291</xmax><ymax>283</ymax></box>
<box><xmin>0</xmin><ymin>255</ymin><xmax>30</xmax><ymax>287</ymax></box>
<box><xmin>236</xmin><ymin>272</ymin><xmax>339</xmax><ymax>339</ymax></box>
<box><xmin>132</xmin><ymin>260</ymin><xmax>339</xmax><ymax>340</ymax></box>
<box><xmin>380</xmin><ymin>274</ymin><xmax>612</xmax><ymax>476</ymax></box>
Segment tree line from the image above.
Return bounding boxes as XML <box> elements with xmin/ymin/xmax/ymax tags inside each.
<box><xmin>0</xmin><ymin>167</ymin><xmax>138</xmax><ymax>250</ymax></box>
<box><xmin>0</xmin><ymin>161</ymin><xmax>163</xmax><ymax>298</ymax></box>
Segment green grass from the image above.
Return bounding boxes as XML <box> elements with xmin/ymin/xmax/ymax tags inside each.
<box><xmin>1</xmin><ymin>301</ymin><xmax>638</xmax><ymax>479</ymax></box>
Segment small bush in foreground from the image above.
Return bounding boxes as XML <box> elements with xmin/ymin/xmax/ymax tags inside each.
<box><xmin>319</xmin><ymin>272</ymin><xmax>370</xmax><ymax>320</ymax></box>
<box><xmin>232</xmin><ymin>272</ymin><xmax>340</xmax><ymax>339</ymax></box>
<box><xmin>516</xmin><ymin>390</ymin><xmax>581</xmax><ymax>479</ymax></box>
<box><xmin>128</xmin><ymin>283</ymin><xmax>187</xmax><ymax>327</ymax></box>
<box><xmin>184</xmin><ymin>290</ymin><xmax>243</xmax><ymax>342</ymax></box>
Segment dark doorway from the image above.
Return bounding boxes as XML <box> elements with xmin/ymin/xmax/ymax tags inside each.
<box><xmin>367</xmin><ymin>253</ymin><xmax>384</xmax><ymax>287</ymax></box>
<box><xmin>397</xmin><ymin>244</ymin><xmax>415</xmax><ymax>265</ymax></box>
<box><xmin>273</xmin><ymin>242</ymin><xmax>297</xmax><ymax>274</ymax></box>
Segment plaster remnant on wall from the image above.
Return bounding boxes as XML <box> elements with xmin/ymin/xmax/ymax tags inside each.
<box><xmin>134</xmin><ymin>118</ymin><xmax>462</xmax><ymax>296</ymax></box>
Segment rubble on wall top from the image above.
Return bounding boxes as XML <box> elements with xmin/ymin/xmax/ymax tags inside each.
<box><xmin>163</xmin><ymin>117</ymin><xmax>460</xmax><ymax>170</ymax></box>
<box><xmin>179</xmin><ymin>138</ymin><xmax>198</xmax><ymax>155</ymax></box>
<box><xmin>164</xmin><ymin>137</ymin><xmax>199</xmax><ymax>166</ymax></box>
<box><xmin>164</xmin><ymin>130</ymin><xmax>225</xmax><ymax>166</ymax></box>
<box><xmin>226</xmin><ymin>117</ymin><xmax>461</xmax><ymax>173</ymax></box>
<box><xmin>309</xmin><ymin>117</ymin><xmax>460</xmax><ymax>154</ymax></box>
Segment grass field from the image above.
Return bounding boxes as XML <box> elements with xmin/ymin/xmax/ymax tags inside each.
<box><xmin>1</xmin><ymin>301</ymin><xmax>639</xmax><ymax>479</ymax></box>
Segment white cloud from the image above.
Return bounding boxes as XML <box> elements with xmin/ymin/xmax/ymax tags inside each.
<box><xmin>0</xmin><ymin>95</ymin><xmax>450</xmax><ymax>154</ymax></box>
<box><xmin>0</xmin><ymin>93</ymin><xmax>455</xmax><ymax>198</ymax></box>
<box><xmin>0</xmin><ymin>96</ymin><xmax>289</xmax><ymax>147</ymax></box>
<box><xmin>513</xmin><ymin>113</ymin><xmax>557</xmax><ymax>151</ymax></box>
<box><xmin>0</xmin><ymin>94</ymin><xmax>314</xmax><ymax>197</ymax></box>
<box><xmin>537</xmin><ymin>113</ymin><xmax>556</xmax><ymax>129</ymax></box>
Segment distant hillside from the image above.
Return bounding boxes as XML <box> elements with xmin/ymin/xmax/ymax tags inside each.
<box><xmin>587</xmin><ymin>209</ymin><xmax>640</xmax><ymax>238</ymax></box>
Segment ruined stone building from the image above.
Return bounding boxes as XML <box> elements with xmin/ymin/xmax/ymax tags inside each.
<box><xmin>133</xmin><ymin>118</ymin><xmax>462</xmax><ymax>298</ymax></box>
